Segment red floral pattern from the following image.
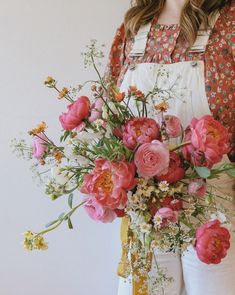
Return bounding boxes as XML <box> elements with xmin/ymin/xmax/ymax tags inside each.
<box><xmin>106</xmin><ymin>4</ymin><xmax>235</xmax><ymax>151</ymax></box>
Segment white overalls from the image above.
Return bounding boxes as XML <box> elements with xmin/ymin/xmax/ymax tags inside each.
<box><xmin>117</xmin><ymin>14</ymin><xmax>235</xmax><ymax>295</ymax></box>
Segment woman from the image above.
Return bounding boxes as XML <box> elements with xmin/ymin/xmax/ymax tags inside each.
<box><xmin>106</xmin><ymin>0</ymin><xmax>235</xmax><ymax>294</ymax></box>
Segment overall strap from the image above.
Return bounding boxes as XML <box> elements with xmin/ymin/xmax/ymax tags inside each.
<box><xmin>129</xmin><ymin>11</ymin><xmax>220</xmax><ymax>57</ymax></box>
<box><xmin>189</xmin><ymin>11</ymin><xmax>220</xmax><ymax>53</ymax></box>
<box><xmin>129</xmin><ymin>22</ymin><xmax>152</xmax><ymax>57</ymax></box>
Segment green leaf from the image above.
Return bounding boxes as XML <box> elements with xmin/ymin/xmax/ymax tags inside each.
<box><xmin>68</xmin><ymin>193</ymin><xmax>74</xmax><ymax>209</ymax></box>
<box><xmin>227</xmin><ymin>167</ymin><xmax>235</xmax><ymax>178</ymax></box>
<box><xmin>45</xmin><ymin>219</ymin><xmax>58</xmax><ymax>228</ymax></box>
<box><xmin>195</xmin><ymin>166</ymin><xmax>211</xmax><ymax>179</ymax></box>
<box><xmin>68</xmin><ymin>218</ymin><xmax>73</xmax><ymax>229</ymax></box>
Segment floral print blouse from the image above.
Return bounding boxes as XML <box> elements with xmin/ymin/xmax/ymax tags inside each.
<box><xmin>106</xmin><ymin>3</ymin><xmax>235</xmax><ymax>157</ymax></box>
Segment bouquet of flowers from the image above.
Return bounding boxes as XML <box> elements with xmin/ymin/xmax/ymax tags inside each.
<box><xmin>12</xmin><ymin>40</ymin><xmax>235</xmax><ymax>293</ymax></box>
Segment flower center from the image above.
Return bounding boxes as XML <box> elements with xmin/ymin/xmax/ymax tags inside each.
<box><xmin>213</xmin><ymin>238</ymin><xmax>221</xmax><ymax>250</ymax></box>
<box><xmin>134</xmin><ymin>123</ymin><xmax>142</xmax><ymax>137</ymax></box>
<box><xmin>95</xmin><ymin>170</ymin><xmax>113</xmax><ymax>194</ymax></box>
<box><xmin>207</xmin><ymin>125</ymin><xmax>219</xmax><ymax>140</ymax></box>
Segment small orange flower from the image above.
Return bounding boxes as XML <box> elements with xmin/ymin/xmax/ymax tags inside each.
<box><xmin>54</xmin><ymin>151</ymin><xmax>63</xmax><ymax>163</ymax></box>
<box><xmin>154</xmin><ymin>101</ymin><xmax>169</xmax><ymax>112</ymax></box>
<box><xmin>58</xmin><ymin>87</ymin><xmax>69</xmax><ymax>99</ymax></box>
<box><xmin>135</xmin><ymin>90</ymin><xmax>145</xmax><ymax>100</ymax></box>
<box><xmin>91</xmin><ymin>84</ymin><xmax>97</xmax><ymax>92</ymax></box>
<box><xmin>128</xmin><ymin>86</ymin><xmax>137</xmax><ymax>94</ymax></box>
<box><xmin>115</xmin><ymin>92</ymin><xmax>125</xmax><ymax>102</ymax></box>
<box><xmin>29</xmin><ymin>121</ymin><xmax>48</xmax><ymax>135</ymax></box>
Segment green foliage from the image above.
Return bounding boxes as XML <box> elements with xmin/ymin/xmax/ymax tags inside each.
<box><xmin>91</xmin><ymin>136</ymin><xmax>133</xmax><ymax>162</ymax></box>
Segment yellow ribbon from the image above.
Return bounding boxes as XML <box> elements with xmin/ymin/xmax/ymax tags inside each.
<box><xmin>117</xmin><ymin>216</ymin><xmax>152</xmax><ymax>295</ymax></box>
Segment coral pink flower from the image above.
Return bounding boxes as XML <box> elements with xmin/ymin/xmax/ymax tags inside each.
<box><xmin>59</xmin><ymin>96</ymin><xmax>90</xmax><ymax>131</ymax></box>
<box><xmin>122</xmin><ymin>117</ymin><xmax>160</xmax><ymax>150</ymax></box>
<box><xmin>156</xmin><ymin>152</ymin><xmax>185</xmax><ymax>183</ymax></box>
<box><xmin>134</xmin><ymin>140</ymin><xmax>170</xmax><ymax>178</ymax></box>
<box><xmin>32</xmin><ymin>134</ymin><xmax>47</xmax><ymax>160</ymax></box>
<box><xmin>162</xmin><ymin>115</ymin><xmax>182</xmax><ymax>138</ymax></box>
<box><xmin>88</xmin><ymin>98</ymin><xmax>104</xmax><ymax>122</ymax></box>
<box><xmin>80</xmin><ymin>159</ymin><xmax>137</xmax><ymax>210</ymax></box>
<box><xmin>182</xmin><ymin>115</ymin><xmax>230</xmax><ymax>167</ymax></box>
<box><xmin>161</xmin><ymin>196</ymin><xmax>183</xmax><ymax>211</ymax></box>
<box><xmin>188</xmin><ymin>179</ymin><xmax>207</xmax><ymax>198</ymax></box>
<box><xmin>84</xmin><ymin>197</ymin><xmax>116</xmax><ymax>223</ymax></box>
<box><xmin>195</xmin><ymin>219</ymin><xmax>230</xmax><ymax>264</ymax></box>
<box><xmin>154</xmin><ymin>207</ymin><xmax>178</xmax><ymax>228</ymax></box>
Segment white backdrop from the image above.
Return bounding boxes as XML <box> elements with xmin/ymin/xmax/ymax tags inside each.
<box><xmin>0</xmin><ymin>1</ymin><xmax>129</xmax><ymax>294</ymax></box>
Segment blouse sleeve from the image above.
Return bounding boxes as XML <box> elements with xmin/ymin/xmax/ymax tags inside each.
<box><xmin>104</xmin><ymin>23</ymin><xmax>126</xmax><ymax>85</ymax></box>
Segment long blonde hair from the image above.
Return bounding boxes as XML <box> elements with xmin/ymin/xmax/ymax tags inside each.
<box><xmin>124</xmin><ymin>0</ymin><xmax>232</xmax><ymax>46</ymax></box>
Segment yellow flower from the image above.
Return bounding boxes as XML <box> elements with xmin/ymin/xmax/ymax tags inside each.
<box><xmin>58</xmin><ymin>87</ymin><xmax>69</xmax><ymax>99</ymax></box>
<box><xmin>29</xmin><ymin>121</ymin><xmax>48</xmax><ymax>135</ymax></box>
<box><xmin>154</xmin><ymin>101</ymin><xmax>169</xmax><ymax>112</ymax></box>
<box><xmin>54</xmin><ymin>151</ymin><xmax>64</xmax><ymax>163</ymax></box>
<box><xmin>24</xmin><ymin>230</ymin><xmax>34</xmax><ymax>240</ymax></box>
<box><xmin>44</xmin><ymin>76</ymin><xmax>56</xmax><ymax>87</ymax></box>
<box><xmin>33</xmin><ymin>235</ymin><xmax>48</xmax><ymax>250</ymax></box>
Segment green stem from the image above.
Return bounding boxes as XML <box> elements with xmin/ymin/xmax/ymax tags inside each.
<box><xmin>35</xmin><ymin>201</ymin><xmax>86</xmax><ymax>237</ymax></box>
<box><xmin>170</xmin><ymin>141</ymin><xmax>192</xmax><ymax>152</ymax></box>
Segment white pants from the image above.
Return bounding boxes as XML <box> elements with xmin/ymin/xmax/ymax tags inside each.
<box><xmin>118</xmin><ymin>239</ymin><xmax>235</xmax><ymax>295</ymax></box>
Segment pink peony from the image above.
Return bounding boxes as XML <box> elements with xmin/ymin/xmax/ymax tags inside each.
<box><xmin>156</xmin><ymin>152</ymin><xmax>185</xmax><ymax>183</ymax></box>
<box><xmin>84</xmin><ymin>197</ymin><xmax>116</xmax><ymax>223</ymax></box>
<box><xmin>59</xmin><ymin>96</ymin><xmax>90</xmax><ymax>131</ymax></box>
<box><xmin>188</xmin><ymin>179</ymin><xmax>207</xmax><ymax>198</ymax></box>
<box><xmin>161</xmin><ymin>196</ymin><xmax>183</xmax><ymax>211</ymax></box>
<box><xmin>88</xmin><ymin>98</ymin><xmax>104</xmax><ymax>122</ymax></box>
<box><xmin>122</xmin><ymin>117</ymin><xmax>160</xmax><ymax>150</ymax></box>
<box><xmin>134</xmin><ymin>140</ymin><xmax>170</xmax><ymax>178</ymax></box>
<box><xmin>182</xmin><ymin>115</ymin><xmax>231</xmax><ymax>167</ymax></box>
<box><xmin>162</xmin><ymin>115</ymin><xmax>182</xmax><ymax>138</ymax></box>
<box><xmin>80</xmin><ymin>159</ymin><xmax>137</xmax><ymax>210</ymax></box>
<box><xmin>154</xmin><ymin>207</ymin><xmax>178</xmax><ymax>228</ymax></box>
<box><xmin>32</xmin><ymin>134</ymin><xmax>47</xmax><ymax>160</ymax></box>
<box><xmin>195</xmin><ymin>219</ymin><xmax>230</xmax><ymax>264</ymax></box>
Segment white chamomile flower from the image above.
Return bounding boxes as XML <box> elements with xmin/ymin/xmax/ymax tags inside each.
<box><xmin>140</xmin><ymin>222</ymin><xmax>152</xmax><ymax>234</ymax></box>
<box><xmin>153</xmin><ymin>214</ymin><xmax>162</xmax><ymax>228</ymax></box>
<box><xmin>76</xmin><ymin>131</ymin><xmax>102</xmax><ymax>143</ymax></box>
<box><xmin>139</xmin><ymin>203</ymin><xmax>147</xmax><ymax>211</ymax></box>
<box><xmin>158</xmin><ymin>181</ymin><xmax>169</xmax><ymax>192</ymax></box>
<box><xmin>51</xmin><ymin>166</ymin><xmax>70</xmax><ymax>186</ymax></box>
<box><xmin>129</xmin><ymin>194</ymin><xmax>139</xmax><ymax>204</ymax></box>
<box><xmin>94</xmin><ymin>119</ymin><xmax>104</xmax><ymax>127</ymax></box>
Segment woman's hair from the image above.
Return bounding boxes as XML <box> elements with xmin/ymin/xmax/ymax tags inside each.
<box><xmin>124</xmin><ymin>0</ymin><xmax>232</xmax><ymax>46</ymax></box>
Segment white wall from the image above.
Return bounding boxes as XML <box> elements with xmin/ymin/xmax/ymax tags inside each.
<box><xmin>0</xmin><ymin>1</ymin><xmax>129</xmax><ymax>294</ymax></box>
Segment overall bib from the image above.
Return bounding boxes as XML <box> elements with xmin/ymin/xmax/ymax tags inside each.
<box><xmin>117</xmin><ymin>14</ymin><xmax>235</xmax><ymax>295</ymax></box>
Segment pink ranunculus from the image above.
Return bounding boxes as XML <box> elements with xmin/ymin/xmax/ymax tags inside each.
<box><xmin>32</xmin><ymin>134</ymin><xmax>47</xmax><ymax>160</ymax></box>
<box><xmin>134</xmin><ymin>140</ymin><xmax>170</xmax><ymax>178</ymax></box>
<box><xmin>122</xmin><ymin>117</ymin><xmax>160</xmax><ymax>150</ymax></box>
<box><xmin>163</xmin><ymin>115</ymin><xmax>182</xmax><ymax>138</ymax></box>
<box><xmin>195</xmin><ymin>219</ymin><xmax>230</xmax><ymax>264</ymax></box>
<box><xmin>156</xmin><ymin>152</ymin><xmax>185</xmax><ymax>183</ymax></box>
<box><xmin>154</xmin><ymin>207</ymin><xmax>178</xmax><ymax>228</ymax></box>
<box><xmin>80</xmin><ymin>159</ymin><xmax>137</xmax><ymax>210</ymax></box>
<box><xmin>84</xmin><ymin>197</ymin><xmax>117</xmax><ymax>223</ymax></box>
<box><xmin>188</xmin><ymin>179</ymin><xmax>207</xmax><ymax>198</ymax></box>
<box><xmin>88</xmin><ymin>98</ymin><xmax>104</xmax><ymax>122</ymax></box>
<box><xmin>182</xmin><ymin>115</ymin><xmax>231</xmax><ymax>167</ymax></box>
<box><xmin>59</xmin><ymin>96</ymin><xmax>90</xmax><ymax>131</ymax></box>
